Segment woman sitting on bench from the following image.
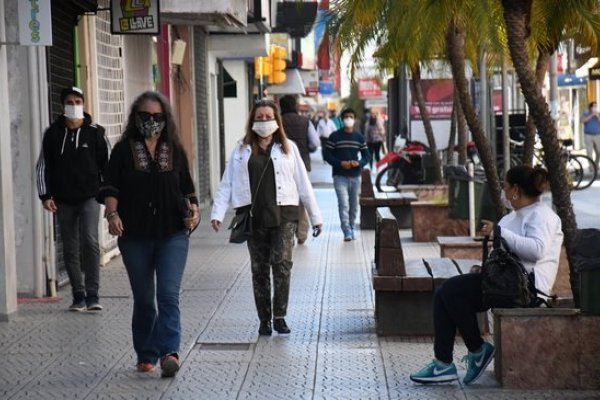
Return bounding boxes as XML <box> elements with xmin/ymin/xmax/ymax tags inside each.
<box><xmin>410</xmin><ymin>165</ymin><xmax>563</xmax><ymax>385</ymax></box>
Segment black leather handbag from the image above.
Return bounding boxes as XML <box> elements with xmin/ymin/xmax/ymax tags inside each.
<box><xmin>228</xmin><ymin>208</ymin><xmax>252</xmax><ymax>243</ymax></box>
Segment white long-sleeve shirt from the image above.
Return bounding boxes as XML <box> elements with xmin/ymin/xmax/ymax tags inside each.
<box><xmin>498</xmin><ymin>201</ymin><xmax>563</xmax><ymax>296</ymax></box>
<box><xmin>211</xmin><ymin>140</ymin><xmax>323</xmax><ymax>227</ymax></box>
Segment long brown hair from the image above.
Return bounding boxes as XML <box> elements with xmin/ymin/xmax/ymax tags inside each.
<box><xmin>243</xmin><ymin>99</ymin><xmax>290</xmax><ymax>154</ymax></box>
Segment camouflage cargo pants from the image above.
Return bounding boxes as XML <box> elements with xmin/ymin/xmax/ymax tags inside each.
<box><xmin>247</xmin><ymin>222</ymin><xmax>296</xmax><ymax>321</ymax></box>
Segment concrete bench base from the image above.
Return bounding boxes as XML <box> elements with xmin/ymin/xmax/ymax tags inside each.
<box><xmin>493</xmin><ymin>308</ymin><xmax>600</xmax><ymax>389</ymax></box>
<box><xmin>375</xmin><ymin>290</ymin><xmax>433</xmax><ymax>335</ymax></box>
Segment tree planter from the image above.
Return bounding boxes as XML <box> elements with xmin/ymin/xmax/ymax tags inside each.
<box><xmin>411</xmin><ymin>201</ymin><xmax>468</xmax><ymax>242</ymax></box>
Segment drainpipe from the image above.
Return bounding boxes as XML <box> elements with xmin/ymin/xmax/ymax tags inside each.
<box><xmin>28</xmin><ymin>47</ymin><xmax>44</xmax><ymax>297</ymax></box>
<box><xmin>28</xmin><ymin>46</ymin><xmax>52</xmax><ymax>297</ymax></box>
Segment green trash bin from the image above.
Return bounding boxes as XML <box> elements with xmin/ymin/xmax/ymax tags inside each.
<box><xmin>580</xmin><ymin>268</ymin><xmax>600</xmax><ymax>314</ymax></box>
<box><xmin>572</xmin><ymin>228</ymin><xmax>600</xmax><ymax>314</ymax></box>
<box><xmin>446</xmin><ymin>166</ymin><xmax>496</xmax><ymax>223</ymax></box>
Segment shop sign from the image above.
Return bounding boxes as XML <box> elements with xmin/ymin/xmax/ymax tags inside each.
<box><xmin>589</xmin><ymin>62</ymin><xmax>600</xmax><ymax>80</ymax></box>
<box><xmin>111</xmin><ymin>0</ymin><xmax>160</xmax><ymax>35</ymax></box>
<box><xmin>18</xmin><ymin>0</ymin><xmax>52</xmax><ymax>46</ymax></box>
<box><xmin>358</xmin><ymin>78</ymin><xmax>382</xmax><ymax>98</ymax></box>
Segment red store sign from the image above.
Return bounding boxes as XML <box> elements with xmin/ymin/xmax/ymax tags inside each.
<box><xmin>358</xmin><ymin>78</ymin><xmax>382</xmax><ymax>98</ymax></box>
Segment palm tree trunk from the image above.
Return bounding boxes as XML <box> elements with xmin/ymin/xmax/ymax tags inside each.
<box><xmin>522</xmin><ymin>50</ymin><xmax>550</xmax><ymax>165</ymax></box>
<box><xmin>410</xmin><ymin>64</ymin><xmax>443</xmax><ymax>184</ymax></box>
<box><xmin>456</xmin><ymin>88</ymin><xmax>468</xmax><ymax>165</ymax></box>
<box><xmin>447</xmin><ymin>100</ymin><xmax>457</xmax><ymax>166</ymax></box>
<box><xmin>502</xmin><ymin>0</ymin><xmax>579</xmax><ymax>305</ymax></box>
<box><xmin>446</xmin><ymin>22</ymin><xmax>504</xmax><ymax>219</ymax></box>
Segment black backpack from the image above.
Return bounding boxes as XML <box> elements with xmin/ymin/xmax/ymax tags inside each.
<box><xmin>481</xmin><ymin>225</ymin><xmax>552</xmax><ymax>308</ymax></box>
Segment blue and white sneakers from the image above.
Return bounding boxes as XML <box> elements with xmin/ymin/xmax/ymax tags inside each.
<box><xmin>462</xmin><ymin>342</ymin><xmax>495</xmax><ymax>385</ymax></box>
<box><xmin>409</xmin><ymin>359</ymin><xmax>458</xmax><ymax>383</ymax></box>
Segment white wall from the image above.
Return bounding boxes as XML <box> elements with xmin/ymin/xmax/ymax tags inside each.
<box><xmin>223</xmin><ymin>60</ymin><xmax>250</xmax><ymax>158</ymax></box>
<box><xmin>410</xmin><ymin>120</ymin><xmax>452</xmax><ymax>151</ymax></box>
<box><xmin>122</xmin><ymin>35</ymin><xmax>154</xmax><ymax>111</ymax></box>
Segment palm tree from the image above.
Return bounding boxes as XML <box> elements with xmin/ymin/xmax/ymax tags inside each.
<box><xmin>500</xmin><ymin>0</ymin><xmax>600</xmax><ymax>304</ymax></box>
<box><xmin>331</xmin><ymin>0</ymin><xmax>446</xmax><ymax>184</ymax></box>
<box><xmin>445</xmin><ymin>21</ymin><xmax>505</xmax><ymax>218</ymax></box>
<box><xmin>409</xmin><ymin>66</ymin><xmax>444</xmax><ymax>183</ymax></box>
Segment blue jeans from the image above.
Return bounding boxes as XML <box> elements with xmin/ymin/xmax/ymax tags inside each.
<box><xmin>333</xmin><ymin>175</ymin><xmax>361</xmax><ymax>234</ymax></box>
<box><xmin>55</xmin><ymin>198</ymin><xmax>100</xmax><ymax>301</ymax></box>
<box><xmin>118</xmin><ymin>230</ymin><xmax>189</xmax><ymax>364</ymax></box>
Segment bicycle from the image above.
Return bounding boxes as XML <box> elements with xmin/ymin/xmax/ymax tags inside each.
<box><xmin>470</xmin><ymin>138</ymin><xmax>595</xmax><ymax>190</ymax></box>
<box><xmin>560</xmin><ymin>139</ymin><xmax>597</xmax><ymax>190</ymax></box>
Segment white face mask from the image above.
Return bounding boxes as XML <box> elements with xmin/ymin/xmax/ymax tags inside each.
<box><xmin>343</xmin><ymin>117</ymin><xmax>355</xmax><ymax>128</ymax></box>
<box><xmin>592</xmin><ymin>107</ymin><xmax>597</xmax><ymax>113</ymax></box>
<box><xmin>500</xmin><ymin>189</ymin><xmax>514</xmax><ymax>210</ymax></box>
<box><xmin>64</xmin><ymin>105</ymin><xmax>84</xmax><ymax>120</ymax></box>
<box><xmin>252</xmin><ymin>120</ymin><xmax>279</xmax><ymax>138</ymax></box>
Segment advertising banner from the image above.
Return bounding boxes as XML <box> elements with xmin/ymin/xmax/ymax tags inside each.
<box><xmin>18</xmin><ymin>0</ymin><xmax>52</xmax><ymax>46</ymax></box>
<box><xmin>409</xmin><ymin>79</ymin><xmax>453</xmax><ymax>120</ymax></box>
<box><xmin>111</xmin><ymin>0</ymin><xmax>160</xmax><ymax>35</ymax></box>
<box><xmin>358</xmin><ymin>78</ymin><xmax>382</xmax><ymax>98</ymax></box>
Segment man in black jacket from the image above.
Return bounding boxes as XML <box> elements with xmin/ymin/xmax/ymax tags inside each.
<box><xmin>279</xmin><ymin>95</ymin><xmax>319</xmax><ymax>244</ymax></box>
<box><xmin>36</xmin><ymin>87</ymin><xmax>110</xmax><ymax>311</ymax></box>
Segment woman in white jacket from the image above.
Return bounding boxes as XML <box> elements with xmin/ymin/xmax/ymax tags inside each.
<box><xmin>410</xmin><ymin>165</ymin><xmax>562</xmax><ymax>386</ymax></box>
<box><xmin>211</xmin><ymin>100</ymin><xmax>323</xmax><ymax>336</ymax></box>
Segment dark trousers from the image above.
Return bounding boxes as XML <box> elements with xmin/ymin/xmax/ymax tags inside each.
<box><xmin>56</xmin><ymin>198</ymin><xmax>100</xmax><ymax>301</ymax></box>
<box><xmin>433</xmin><ymin>273</ymin><xmax>489</xmax><ymax>364</ymax></box>
<box><xmin>367</xmin><ymin>142</ymin><xmax>382</xmax><ymax>168</ymax></box>
<box><xmin>320</xmin><ymin>137</ymin><xmax>328</xmax><ymax>162</ymax></box>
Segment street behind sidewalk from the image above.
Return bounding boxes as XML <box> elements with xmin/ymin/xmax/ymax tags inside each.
<box><xmin>1</xmin><ymin>152</ymin><xmax>598</xmax><ymax>399</ymax></box>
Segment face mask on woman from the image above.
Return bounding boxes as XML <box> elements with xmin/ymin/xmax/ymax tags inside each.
<box><xmin>252</xmin><ymin>119</ymin><xmax>279</xmax><ymax>138</ymax></box>
<box><xmin>500</xmin><ymin>189</ymin><xmax>514</xmax><ymax>210</ymax></box>
<box><xmin>136</xmin><ymin>112</ymin><xmax>166</xmax><ymax>138</ymax></box>
<box><xmin>64</xmin><ymin>105</ymin><xmax>84</xmax><ymax>120</ymax></box>
<box><xmin>343</xmin><ymin>117</ymin><xmax>355</xmax><ymax>128</ymax></box>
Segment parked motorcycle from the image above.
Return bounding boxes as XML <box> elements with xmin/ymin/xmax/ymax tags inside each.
<box><xmin>374</xmin><ymin>140</ymin><xmax>430</xmax><ymax>192</ymax></box>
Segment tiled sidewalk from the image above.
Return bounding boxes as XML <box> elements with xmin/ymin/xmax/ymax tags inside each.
<box><xmin>1</xmin><ymin>154</ymin><xmax>598</xmax><ymax>399</ymax></box>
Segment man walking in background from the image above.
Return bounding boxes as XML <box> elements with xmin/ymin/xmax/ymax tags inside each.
<box><xmin>324</xmin><ymin>108</ymin><xmax>370</xmax><ymax>241</ymax></box>
<box><xmin>36</xmin><ymin>87</ymin><xmax>110</xmax><ymax>311</ymax></box>
<box><xmin>280</xmin><ymin>95</ymin><xmax>320</xmax><ymax>244</ymax></box>
<box><xmin>317</xmin><ymin>109</ymin><xmax>338</xmax><ymax>162</ymax></box>
<box><xmin>582</xmin><ymin>101</ymin><xmax>600</xmax><ymax>172</ymax></box>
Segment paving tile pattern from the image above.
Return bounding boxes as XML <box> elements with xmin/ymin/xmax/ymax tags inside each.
<box><xmin>1</xmin><ymin>155</ymin><xmax>599</xmax><ymax>399</ymax></box>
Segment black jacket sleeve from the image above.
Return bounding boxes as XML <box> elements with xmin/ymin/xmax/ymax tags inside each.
<box><xmin>36</xmin><ymin>128</ymin><xmax>53</xmax><ymax>201</ymax></box>
<box><xmin>96</xmin><ymin>125</ymin><xmax>110</xmax><ymax>184</ymax></box>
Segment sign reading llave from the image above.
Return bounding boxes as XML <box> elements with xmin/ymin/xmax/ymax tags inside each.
<box><xmin>111</xmin><ymin>0</ymin><xmax>160</xmax><ymax>35</ymax></box>
<box><xmin>18</xmin><ymin>0</ymin><xmax>52</xmax><ymax>46</ymax></box>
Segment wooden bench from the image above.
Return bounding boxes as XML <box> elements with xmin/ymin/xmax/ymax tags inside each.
<box><xmin>360</xmin><ymin>169</ymin><xmax>418</xmax><ymax>229</ymax></box>
<box><xmin>493</xmin><ymin>308</ymin><xmax>600</xmax><ymax>390</ymax></box>
<box><xmin>372</xmin><ymin>207</ymin><xmax>480</xmax><ymax>335</ymax></box>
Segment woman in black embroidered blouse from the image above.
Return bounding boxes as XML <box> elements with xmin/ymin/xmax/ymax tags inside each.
<box><xmin>97</xmin><ymin>91</ymin><xmax>199</xmax><ymax>378</ymax></box>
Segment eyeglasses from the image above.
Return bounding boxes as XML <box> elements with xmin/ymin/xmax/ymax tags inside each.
<box><xmin>137</xmin><ymin>111</ymin><xmax>165</xmax><ymax>122</ymax></box>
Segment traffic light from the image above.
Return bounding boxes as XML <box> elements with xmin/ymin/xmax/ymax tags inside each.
<box><xmin>268</xmin><ymin>45</ymin><xmax>287</xmax><ymax>85</ymax></box>
<box><xmin>254</xmin><ymin>56</ymin><xmax>271</xmax><ymax>80</ymax></box>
